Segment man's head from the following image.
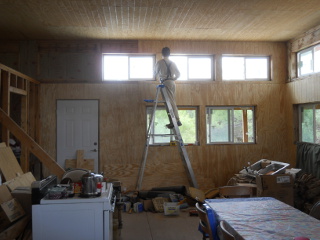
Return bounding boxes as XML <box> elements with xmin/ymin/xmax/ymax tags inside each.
<box><xmin>162</xmin><ymin>47</ymin><xmax>170</xmax><ymax>57</ymax></box>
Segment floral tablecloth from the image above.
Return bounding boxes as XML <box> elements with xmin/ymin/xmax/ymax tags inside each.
<box><xmin>205</xmin><ymin>197</ymin><xmax>320</xmax><ymax>240</ymax></box>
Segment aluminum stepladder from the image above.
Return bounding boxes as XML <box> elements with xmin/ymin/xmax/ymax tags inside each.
<box><xmin>136</xmin><ymin>84</ymin><xmax>198</xmax><ymax>190</ymax></box>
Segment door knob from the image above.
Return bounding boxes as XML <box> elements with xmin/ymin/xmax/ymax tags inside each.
<box><xmin>90</xmin><ymin>149</ymin><xmax>98</xmax><ymax>152</ymax></box>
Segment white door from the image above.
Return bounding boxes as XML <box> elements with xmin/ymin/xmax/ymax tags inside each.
<box><xmin>57</xmin><ymin>100</ymin><xmax>99</xmax><ymax>173</ymax></box>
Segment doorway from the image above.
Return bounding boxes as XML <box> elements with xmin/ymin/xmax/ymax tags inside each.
<box><xmin>57</xmin><ymin>100</ymin><xmax>99</xmax><ymax>172</ymax></box>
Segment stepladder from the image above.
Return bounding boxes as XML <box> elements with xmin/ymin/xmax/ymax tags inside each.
<box><xmin>136</xmin><ymin>84</ymin><xmax>198</xmax><ymax>190</ymax></box>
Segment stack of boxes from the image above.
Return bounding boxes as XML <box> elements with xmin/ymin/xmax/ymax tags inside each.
<box><xmin>0</xmin><ymin>144</ymin><xmax>35</xmax><ymax>237</ymax></box>
<box><xmin>256</xmin><ymin>174</ymin><xmax>294</xmax><ymax>206</ymax></box>
<box><xmin>0</xmin><ymin>185</ymin><xmax>26</xmax><ymax>231</ymax></box>
<box><xmin>239</xmin><ymin>159</ymin><xmax>298</xmax><ymax>206</ymax></box>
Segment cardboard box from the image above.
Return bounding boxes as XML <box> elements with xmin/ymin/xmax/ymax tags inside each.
<box><xmin>0</xmin><ymin>215</ymin><xmax>30</xmax><ymax>240</ymax></box>
<box><xmin>236</xmin><ymin>183</ymin><xmax>257</xmax><ymax>197</ymax></box>
<box><xmin>256</xmin><ymin>174</ymin><xmax>294</xmax><ymax>206</ymax></box>
<box><xmin>1</xmin><ymin>199</ymin><xmax>25</xmax><ymax>222</ymax></box>
<box><xmin>11</xmin><ymin>186</ymin><xmax>32</xmax><ymax>216</ymax></box>
<box><xmin>0</xmin><ymin>210</ymin><xmax>11</xmax><ymax>231</ymax></box>
<box><xmin>4</xmin><ymin>172</ymin><xmax>36</xmax><ymax>191</ymax></box>
<box><xmin>0</xmin><ymin>185</ymin><xmax>12</xmax><ymax>203</ymax></box>
<box><xmin>0</xmin><ymin>185</ymin><xmax>25</xmax><ymax>231</ymax></box>
<box><xmin>142</xmin><ymin>199</ymin><xmax>153</xmax><ymax>212</ymax></box>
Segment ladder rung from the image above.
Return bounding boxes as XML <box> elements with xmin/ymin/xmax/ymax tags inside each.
<box><xmin>137</xmin><ymin>84</ymin><xmax>198</xmax><ymax>191</ymax></box>
<box><xmin>144</xmin><ymin>99</ymin><xmax>165</xmax><ymax>103</ymax></box>
<box><xmin>149</xmin><ymin>134</ymin><xmax>175</xmax><ymax>136</ymax></box>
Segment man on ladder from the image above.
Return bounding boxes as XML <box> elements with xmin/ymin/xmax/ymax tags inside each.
<box><xmin>154</xmin><ymin>47</ymin><xmax>182</xmax><ymax>129</ymax></box>
<box><xmin>136</xmin><ymin>47</ymin><xmax>198</xmax><ymax>190</ymax></box>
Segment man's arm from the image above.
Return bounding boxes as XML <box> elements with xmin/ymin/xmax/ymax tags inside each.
<box><xmin>171</xmin><ymin>62</ymin><xmax>180</xmax><ymax>80</ymax></box>
<box><xmin>154</xmin><ymin>61</ymin><xmax>160</xmax><ymax>81</ymax></box>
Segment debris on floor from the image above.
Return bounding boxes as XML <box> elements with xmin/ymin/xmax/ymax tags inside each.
<box><xmin>121</xmin><ymin>185</ymin><xmax>207</xmax><ymax>216</ymax></box>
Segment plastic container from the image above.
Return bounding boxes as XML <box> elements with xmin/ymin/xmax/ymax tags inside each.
<box><xmin>133</xmin><ymin>202</ymin><xmax>143</xmax><ymax>213</ymax></box>
<box><xmin>163</xmin><ymin>202</ymin><xmax>179</xmax><ymax>216</ymax></box>
<box><xmin>123</xmin><ymin>202</ymin><xmax>131</xmax><ymax>212</ymax></box>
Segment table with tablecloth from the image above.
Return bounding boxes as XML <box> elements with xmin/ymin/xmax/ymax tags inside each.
<box><xmin>205</xmin><ymin>197</ymin><xmax>320</xmax><ymax>240</ymax></box>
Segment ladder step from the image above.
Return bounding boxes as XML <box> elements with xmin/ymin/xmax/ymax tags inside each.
<box><xmin>149</xmin><ymin>134</ymin><xmax>176</xmax><ymax>137</ymax></box>
<box><xmin>144</xmin><ymin>99</ymin><xmax>165</xmax><ymax>103</ymax></box>
<box><xmin>137</xmin><ymin>84</ymin><xmax>198</xmax><ymax>191</ymax></box>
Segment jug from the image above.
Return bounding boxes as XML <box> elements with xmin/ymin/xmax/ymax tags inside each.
<box><xmin>81</xmin><ymin>171</ymin><xmax>103</xmax><ymax>197</ymax></box>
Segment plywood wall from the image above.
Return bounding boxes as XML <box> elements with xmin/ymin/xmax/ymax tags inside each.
<box><xmin>38</xmin><ymin>40</ymin><xmax>291</xmax><ymax>191</ymax></box>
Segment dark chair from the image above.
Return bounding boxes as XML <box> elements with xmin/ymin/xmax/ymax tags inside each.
<box><xmin>218</xmin><ymin>186</ymin><xmax>253</xmax><ymax>198</ymax></box>
<box><xmin>309</xmin><ymin>200</ymin><xmax>320</xmax><ymax>220</ymax></box>
<box><xmin>195</xmin><ymin>202</ymin><xmax>217</xmax><ymax>240</ymax></box>
<box><xmin>220</xmin><ymin>221</ymin><xmax>236</xmax><ymax>240</ymax></box>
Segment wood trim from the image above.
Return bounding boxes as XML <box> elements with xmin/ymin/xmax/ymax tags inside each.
<box><xmin>0</xmin><ymin>108</ymin><xmax>65</xmax><ymax>178</ymax></box>
<box><xmin>20</xmin><ymin>87</ymin><xmax>29</xmax><ymax>172</ymax></box>
<box><xmin>290</xmin><ymin>25</ymin><xmax>320</xmax><ymax>52</ymax></box>
<box><xmin>288</xmin><ymin>24</ymin><xmax>320</xmax><ymax>81</ymax></box>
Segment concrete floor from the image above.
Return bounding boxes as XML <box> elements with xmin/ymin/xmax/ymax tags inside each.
<box><xmin>116</xmin><ymin>208</ymin><xmax>201</xmax><ymax>240</ymax></box>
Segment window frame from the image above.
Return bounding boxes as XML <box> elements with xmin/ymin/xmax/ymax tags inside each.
<box><xmin>206</xmin><ymin>106</ymin><xmax>256</xmax><ymax>144</ymax></box>
<box><xmin>298</xmin><ymin>103</ymin><xmax>320</xmax><ymax>144</ymax></box>
<box><xmin>222</xmin><ymin>55</ymin><xmax>271</xmax><ymax>81</ymax></box>
<box><xmin>297</xmin><ymin>43</ymin><xmax>320</xmax><ymax>77</ymax></box>
<box><xmin>146</xmin><ymin>106</ymin><xmax>199</xmax><ymax>146</ymax></box>
<box><xmin>169</xmin><ymin>54</ymin><xmax>215</xmax><ymax>81</ymax></box>
<box><xmin>102</xmin><ymin>53</ymin><xmax>156</xmax><ymax>81</ymax></box>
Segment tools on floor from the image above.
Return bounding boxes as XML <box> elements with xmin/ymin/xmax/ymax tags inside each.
<box><xmin>121</xmin><ymin>185</ymin><xmax>207</xmax><ymax>217</ymax></box>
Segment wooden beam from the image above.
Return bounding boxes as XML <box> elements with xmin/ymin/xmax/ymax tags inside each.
<box><xmin>242</xmin><ymin>110</ymin><xmax>248</xmax><ymax>143</ymax></box>
<box><xmin>0</xmin><ymin>63</ymin><xmax>39</xmax><ymax>84</ymax></box>
<box><xmin>0</xmin><ymin>69</ymin><xmax>2</xmax><ymax>94</ymax></box>
<box><xmin>9</xmin><ymin>86</ymin><xmax>27</xmax><ymax>96</ymax></box>
<box><xmin>1</xmin><ymin>70</ymin><xmax>10</xmax><ymax>145</ymax></box>
<box><xmin>0</xmin><ymin>108</ymin><xmax>65</xmax><ymax>178</ymax></box>
<box><xmin>29</xmin><ymin>83</ymin><xmax>41</xmax><ymax>142</ymax></box>
<box><xmin>20</xmin><ymin>90</ymin><xmax>29</xmax><ymax>172</ymax></box>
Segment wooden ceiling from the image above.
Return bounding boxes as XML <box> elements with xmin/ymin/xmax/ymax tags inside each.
<box><xmin>0</xmin><ymin>0</ymin><xmax>320</xmax><ymax>42</ymax></box>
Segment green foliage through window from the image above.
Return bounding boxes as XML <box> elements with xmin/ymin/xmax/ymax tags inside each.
<box><xmin>206</xmin><ymin>106</ymin><xmax>255</xmax><ymax>144</ymax></box>
<box><xmin>299</xmin><ymin>103</ymin><xmax>320</xmax><ymax>144</ymax></box>
<box><xmin>297</xmin><ymin>43</ymin><xmax>320</xmax><ymax>77</ymax></box>
<box><xmin>146</xmin><ymin>107</ymin><xmax>198</xmax><ymax>145</ymax></box>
